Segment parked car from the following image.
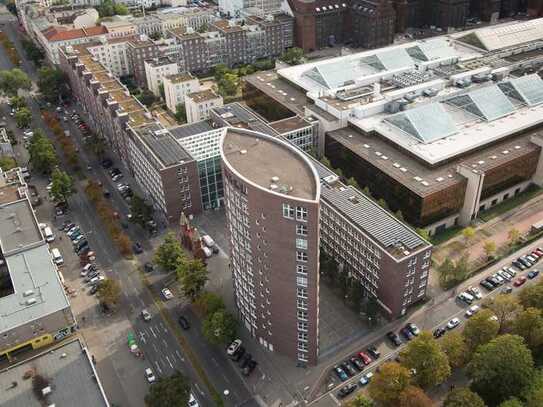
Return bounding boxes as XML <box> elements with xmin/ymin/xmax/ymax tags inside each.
<box><xmin>227</xmin><ymin>339</ymin><xmax>242</xmax><ymax>356</ymax></box>
<box><xmin>465</xmin><ymin>304</ymin><xmax>480</xmax><ymax>317</ymax></box>
<box><xmin>161</xmin><ymin>288</ymin><xmax>173</xmax><ymax>300</ymax></box>
<box><xmin>350</xmin><ymin>356</ymin><xmax>364</xmax><ymax>371</ymax></box>
<box><xmin>528</xmin><ymin>270</ymin><xmax>540</xmax><ymax>279</ymax></box>
<box><xmin>519</xmin><ymin>257</ymin><xmax>533</xmax><ymax>268</ymax></box>
<box><xmin>498</xmin><ymin>271</ymin><xmax>512</xmax><ymax>282</ymax></box>
<box><xmin>386</xmin><ymin>331</ymin><xmax>402</xmax><ymax>347</ymax></box>
<box><xmin>492</xmin><ymin>273</ymin><xmax>504</xmax><ymax>285</ymax></box>
<box><xmin>333</xmin><ymin>365</ymin><xmax>348</xmax><ymax>382</ymax></box>
<box><xmin>406</xmin><ymin>323</ymin><xmax>420</xmax><ymax>336</ymax></box>
<box><xmin>133</xmin><ymin>242</ymin><xmax>143</xmax><ymax>254</ymax></box>
<box><xmin>231</xmin><ymin>346</ymin><xmax>245</xmax><ymax>362</ymax></box>
<box><xmin>342</xmin><ymin>361</ymin><xmax>357</xmax><ymax>376</ymax></box>
<box><xmin>89</xmin><ymin>284</ymin><xmax>99</xmax><ymax>295</ymax></box>
<box><xmin>467</xmin><ymin>286</ymin><xmax>482</xmax><ymax>299</ymax></box>
<box><xmin>144</xmin><ymin>262</ymin><xmax>154</xmax><ymax>273</ymax></box>
<box><xmin>480</xmin><ymin>279</ymin><xmax>495</xmax><ymax>290</ymax></box>
<box><xmin>337</xmin><ymin>383</ymin><xmax>357</xmax><ymax>398</ymax></box>
<box><xmin>145</xmin><ymin>368</ymin><xmax>156</xmax><ymax>383</ymax></box>
<box><xmin>400</xmin><ymin>327</ymin><xmax>414</xmax><ymax>341</ymax></box>
<box><xmin>458</xmin><ymin>291</ymin><xmax>475</xmax><ymax>304</ymax></box>
<box><xmin>141</xmin><ymin>309</ymin><xmax>151</xmax><ymax>321</ymax></box>
<box><xmin>514</xmin><ymin>276</ymin><xmax>527</xmax><ymax>287</ymax></box>
<box><xmin>502</xmin><ymin>286</ymin><xmax>513</xmax><ymax>294</ymax></box>
<box><xmin>433</xmin><ymin>327</ymin><xmax>446</xmax><ymax>338</ymax></box>
<box><xmin>358</xmin><ymin>351</ymin><xmax>372</xmax><ymax>365</ymax></box>
<box><xmin>447</xmin><ymin>318</ymin><xmax>461</xmax><ymax>330</ymax></box>
<box><xmin>359</xmin><ymin>372</ymin><xmax>374</xmax><ymax>386</ymax></box>
<box><xmin>512</xmin><ymin>260</ymin><xmax>526</xmax><ymax>270</ymax></box>
<box><xmin>178</xmin><ymin>315</ymin><xmax>190</xmax><ymax>330</ymax></box>
<box><xmin>367</xmin><ymin>346</ymin><xmax>381</xmax><ymax>359</ymax></box>
<box><xmin>242</xmin><ymin>360</ymin><xmax>258</xmax><ymax>376</ymax></box>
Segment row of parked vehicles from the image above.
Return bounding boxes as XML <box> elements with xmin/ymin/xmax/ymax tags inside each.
<box><xmin>226</xmin><ymin>339</ymin><xmax>258</xmax><ymax>377</ymax></box>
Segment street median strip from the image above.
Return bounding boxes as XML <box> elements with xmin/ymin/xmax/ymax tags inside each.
<box><xmin>139</xmin><ymin>271</ymin><xmax>223</xmax><ymax>406</ymax></box>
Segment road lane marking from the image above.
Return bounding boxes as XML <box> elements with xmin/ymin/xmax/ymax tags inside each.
<box><xmin>138</xmin><ymin>331</ymin><xmax>147</xmax><ymax>344</ymax></box>
<box><xmin>194</xmin><ymin>383</ymin><xmax>205</xmax><ymax>396</ymax></box>
<box><xmin>162</xmin><ymin>339</ymin><xmax>168</xmax><ymax>348</ymax></box>
<box><xmin>329</xmin><ymin>393</ymin><xmax>341</xmax><ymax>406</ymax></box>
<box><xmin>160</xmin><ymin>322</ymin><xmax>168</xmax><ymax>333</ymax></box>
<box><xmin>152</xmin><ymin>343</ymin><xmax>159</xmax><ymax>353</ymax></box>
<box><xmin>150</xmin><ymin>326</ymin><xmax>157</xmax><ymax>338</ymax></box>
<box><xmin>166</xmin><ymin>355</ymin><xmax>174</xmax><ymax>368</ymax></box>
<box><xmin>175</xmin><ymin>350</ymin><xmax>185</xmax><ymax>362</ymax></box>
<box><xmin>139</xmin><ymin>298</ymin><xmax>145</xmax><ymax>307</ymax></box>
<box><xmin>211</xmin><ymin>357</ymin><xmax>220</xmax><ymax>367</ymax></box>
<box><xmin>154</xmin><ymin>361</ymin><xmax>163</xmax><ymax>375</ymax></box>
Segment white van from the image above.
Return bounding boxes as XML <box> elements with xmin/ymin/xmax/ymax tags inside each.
<box><xmin>51</xmin><ymin>248</ymin><xmax>64</xmax><ymax>266</ymax></box>
<box><xmin>202</xmin><ymin>235</ymin><xmax>215</xmax><ymax>248</ymax></box>
<box><xmin>43</xmin><ymin>226</ymin><xmax>55</xmax><ymax>242</ymax></box>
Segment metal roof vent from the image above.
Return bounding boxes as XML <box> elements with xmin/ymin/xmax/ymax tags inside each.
<box><xmin>271</xmin><ymin>176</ymin><xmax>279</xmax><ymax>183</ymax></box>
<box><xmin>23</xmin><ymin>290</ymin><xmax>34</xmax><ymax>297</ymax></box>
<box><xmin>26</xmin><ymin>298</ymin><xmax>37</xmax><ymax>306</ymax></box>
<box><xmin>240</xmin><ymin>149</ymin><xmax>247</xmax><ymax>155</ymax></box>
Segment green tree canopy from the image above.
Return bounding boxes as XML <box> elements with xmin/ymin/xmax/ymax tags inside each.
<box><xmin>28</xmin><ymin>129</ymin><xmax>58</xmax><ymax>174</ymax></box>
<box><xmin>519</xmin><ymin>281</ymin><xmax>543</xmax><ymax>310</ymax></box>
<box><xmin>368</xmin><ymin>362</ymin><xmax>411</xmax><ymax>407</ymax></box>
<box><xmin>154</xmin><ymin>232</ymin><xmax>185</xmax><ymax>272</ymax></box>
<box><xmin>96</xmin><ymin>279</ymin><xmax>121</xmax><ymax>311</ymax></box>
<box><xmin>512</xmin><ymin>307</ymin><xmax>543</xmax><ymax>351</ymax></box>
<box><xmin>398</xmin><ymin>386</ymin><xmax>433</xmax><ymax>407</ymax></box>
<box><xmin>468</xmin><ymin>334</ymin><xmax>535</xmax><ymax>406</ymax></box>
<box><xmin>463</xmin><ymin>309</ymin><xmax>499</xmax><ymax>353</ymax></box>
<box><xmin>50</xmin><ymin>168</ymin><xmax>74</xmax><ymax>203</ymax></box>
<box><xmin>10</xmin><ymin>95</ymin><xmax>26</xmax><ymax>110</ymax></box>
<box><xmin>21</xmin><ymin>38</ymin><xmax>44</xmax><ymax>64</ymax></box>
<box><xmin>400</xmin><ymin>331</ymin><xmax>450</xmax><ymax>389</ymax></box>
<box><xmin>346</xmin><ymin>395</ymin><xmax>374</xmax><ymax>407</ymax></box>
<box><xmin>498</xmin><ymin>399</ymin><xmax>524</xmax><ymax>407</ymax></box>
<box><xmin>0</xmin><ymin>68</ymin><xmax>31</xmax><ymax>96</ymax></box>
<box><xmin>194</xmin><ymin>291</ymin><xmax>225</xmax><ymax>317</ymax></box>
<box><xmin>175</xmin><ymin>104</ymin><xmax>186</xmax><ymax>123</ymax></box>
<box><xmin>0</xmin><ymin>156</ymin><xmax>17</xmax><ymax>171</ymax></box>
<box><xmin>37</xmin><ymin>67</ymin><xmax>69</xmax><ymax>103</ymax></box>
<box><xmin>280</xmin><ymin>47</ymin><xmax>304</xmax><ymax>65</ymax></box>
<box><xmin>439</xmin><ymin>331</ymin><xmax>469</xmax><ymax>369</ymax></box>
<box><xmin>218</xmin><ymin>72</ymin><xmax>240</xmax><ymax>97</ymax></box>
<box><xmin>176</xmin><ymin>259</ymin><xmax>208</xmax><ymax>302</ymax></box>
<box><xmin>202</xmin><ymin>309</ymin><xmax>237</xmax><ymax>345</ymax></box>
<box><xmin>15</xmin><ymin>107</ymin><xmax>32</xmax><ymax>128</ymax></box>
<box><xmin>443</xmin><ymin>387</ymin><xmax>486</xmax><ymax>407</ymax></box>
<box><xmin>145</xmin><ymin>371</ymin><xmax>191</xmax><ymax>407</ymax></box>
<box><xmin>484</xmin><ymin>294</ymin><xmax>522</xmax><ymax>333</ymax></box>
<box><xmin>113</xmin><ymin>3</ymin><xmax>128</xmax><ymax>15</ymax></box>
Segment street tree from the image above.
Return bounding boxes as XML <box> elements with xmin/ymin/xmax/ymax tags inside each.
<box><xmin>0</xmin><ymin>156</ymin><xmax>17</xmax><ymax>171</ymax></box>
<box><xmin>498</xmin><ymin>399</ymin><xmax>524</xmax><ymax>407</ymax></box>
<box><xmin>194</xmin><ymin>291</ymin><xmax>225</xmax><ymax>317</ymax></box>
<box><xmin>462</xmin><ymin>309</ymin><xmax>499</xmax><ymax>352</ymax></box>
<box><xmin>0</xmin><ymin>68</ymin><xmax>31</xmax><ymax>96</ymax></box>
<box><xmin>398</xmin><ymin>386</ymin><xmax>433</xmax><ymax>407</ymax></box>
<box><xmin>176</xmin><ymin>259</ymin><xmax>208</xmax><ymax>302</ymax></box>
<box><xmin>367</xmin><ymin>362</ymin><xmax>411</xmax><ymax>407</ymax></box>
<box><xmin>526</xmin><ymin>386</ymin><xmax>543</xmax><ymax>407</ymax></box>
<box><xmin>280</xmin><ymin>47</ymin><xmax>304</xmax><ymax>65</ymax></box>
<box><xmin>443</xmin><ymin>387</ymin><xmax>486</xmax><ymax>407</ymax></box>
<box><xmin>202</xmin><ymin>309</ymin><xmax>237</xmax><ymax>345</ymax></box>
<box><xmin>145</xmin><ymin>371</ymin><xmax>190</xmax><ymax>407</ymax></box>
<box><xmin>400</xmin><ymin>331</ymin><xmax>450</xmax><ymax>389</ymax></box>
<box><xmin>138</xmin><ymin>90</ymin><xmax>156</xmax><ymax>107</ymax></box>
<box><xmin>10</xmin><ymin>95</ymin><xmax>26</xmax><ymax>109</ymax></box>
<box><xmin>113</xmin><ymin>3</ymin><xmax>128</xmax><ymax>15</ymax></box>
<box><xmin>50</xmin><ymin>168</ymin><xmax>73</xmax><ymax>203</ymax></box>
<box><xmin>38</xmin><ymin>67</ymin><xmax>69</xmax><ymax>103</ymax></box>
<box><xmin>346</xmin><ymin>395</ymin><xmax>374</xmax><ymax>407</ymax></box>
<box><xmin>508</xmin><ymin>228</ymin><xmax>521</xmax><ymax>246</ymax></box>
<box><xmin>175</xmin><ymin>104</ymin><xmax>186</xmax><ymax>123</ymax></box>
<box><xmin>483</xmin><ymin>240</ymin><xmax>497</xmax><ymax>259</ymax></box>
<box><xmin>21</xmin><ymin>38</ymin><xmax>44</xmax><ymax>64</ymax></box>
<box><xmin>512</xmin><ymin>307</ymin><xmax>543</xmax><ymax>351</ymax></box>
<box><xmin>467</xmin><ymin>334</ymin><xmax>536</xmax><ymax>406</ymax></box>
<box><xmin>96</xmin><ymin>279</ymin><xmax>121</xmax><ymax>311</ymax></box>
<box><xmin>483</xmin><ymin>294</ymin><xmax>522</xmax><ymax>333</ymax></box>
<box><xmin>154</xmin><ymin>232</ymin><xmax>185</xmax><ymax>272</ymax></box>
<box><xmin>519</xmin><ymin>281</ymin><xmax>543</xmax><ymax>310</ymax></box>
<box><xmin>28</xmin><ymin>129</ymin><xmax>58</xmax><ymax>174</ymax></box>
<box><xmin>15</xmin><ymin>107</ymin><xmax>32</xmax><ymax>128</ymax></box>
<box><xmin>415</xmin><ymin>228</ymin><xmax>430</xmax><ymax>241</ymax></box>
<box><xmin>218</xmin><ymin>72</ymin><xmax>240</xmax><ymax>96</ymax></box>
<box><xmin>130</xmin><ymin>195</ymin><xmax>153</xmax><ymax>228</ymax></box>
<box><xmin>439</xmin><ymin>331</ymin><xmax>469</xmax><ymax>368</ymax></box>
<box><xmin>462</xmin><ymin>226</ymin><xmax>476</xmax><ymax>245</ymax></box>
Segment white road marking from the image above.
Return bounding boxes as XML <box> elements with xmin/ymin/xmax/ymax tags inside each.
<box><xmin>176</xmin><ymin>350</ymin><xmax>185</xmax><ymax>362</ymax></box>
<box><xmin>138</xmin><ymin>331</ymin><xmax>147</xmax><ymax>344</ymax></box>
<box><xmin>166</xmin><ymin>356</ymin><xmax>173</xmax><ymax>368</ymax></box>
<box><xmin>329</xmin><ymin>393</ymin><xmax>341</xmax><ymax>406</ymax></box>
<box><xmin>194</xmin><ymin>383</ymin><xmax>204</xmax><ymax>396</ymax></box>
<box><xmin>150</xmin><ymin>326</ymin><xmax>157</xmax><ymax>338</ymax></box>
<box><xmin>154</xmin><ymin>361</ymin><xmax>163</xmax><ymax>375</ymax></box>
<box><xmin>160</xmin><ymin>322</ymin><xmax>168</xmax><ymax>333</ymax></box>
<box><xmin>162</xmin><ymin>339</ymin><xmax>168</xmax><ymax>348</ymax></box>
<box><xmin>152</xmin><ymin>343</ymin><xmax>159</xmax><ymax>353</ymax></box>
<box><xmin>139</xmin><ymin>298</ymin><xmax>145</xmax><ymax>307</ymax></box>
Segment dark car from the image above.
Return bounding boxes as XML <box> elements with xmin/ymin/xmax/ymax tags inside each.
<box><xmin>400</xmin><ymin>327</ymin><xmax>414</xmax><ymax>341</ymax></box>
<box><xmin>133</xmin><ymin>242</ymin><xmax>143</xmax><ymax>254</ymax></box>
<box><xmin>333</xmin><ymin>365</ymin><xmax>348</xmax><ymax>381</ymax></box>
<box><xmin>239</xmin><ymin>353</ymin><xmax>252</xmax><ymax>369</ymax></box>
<box><xmin>78</xmin><ymin>246</ymin><xmax>91</xmax><ymax>256</ymax></box>
<box><xmin>367</xmin><ymin>346</ymin><xmax>381</xmax><ymax>359</ymax></box>
<box><xmin>487</xmin><ymin>276</ymin><xmax>500</xmax><ymax>287</ymax></box>
<box><xmin>231</xmin><ymin>346</ymin><xmax>245</xmax><ymax>362</ymax></box>
<box><xmin>519</xmin><ymin>257</ymin><xmax>533</xmax><ymax>268</ymax></box>
<box><xmin>480</xmin><ymin>279</ymin><xmax>494</xmax><ymax>290</ymax></box>
<box><xmin>63</xmin><ymin>222</ymin><xmax>76</xmax><ymax>232</ymax></box>
<box><xmin>501</xmin><ymin>286</ymin><xmax>513</xmax><ymax>294</ymax></box>
<box><xmin>75</xmin><ymin>242</ymin><xmax>89</xmax><ymax>254</ymax></box>
<box><xmin>242</xmin><ymin>360</ymin><xmax>258</xmax><ymax>376</ymax></box>
<box><xmin>512</xmin><ymin>260</ymin><xmax>526</xmax><ymax>270</ymax></box>
<box><xmin>386</xmin><ymin>331</ymin><xmax>402</xmax><ymax>347</ymax></box>
<box><xmin>144</xmin><ymin>262</ymin><xmax>154</xmax><ymax>273</ymax></box>
<box><xmin>178</xmin><ymin>315</ymin><xmax>190</xmax><ymax>330</ymax></box>
<box><xmin>103</xmin><ymin>189</ymin><xmax>111</xmax><ymax>198</ymax></box>
<box><xmin>342</xmin><ymin>361</ymin><xmax>357</xmax><ymax>376</ymax></box>
<box><xmin>337</xmin><ymin>383</ymin><xmax>357</xmax><ymax>399</ymax></box>
<box><xmin>528</xmin><ymin>270</ymin><xmax>540</xmax><ymax>279</ymax></box>
<box><xmin>350</xmin><ymin>356</ymin><xmax>364</xmax><ymax>371</ymax></box>
<box><xmin>433</xmin><ymin>327</ymin><xmax>446</xmax><ymax>339</ymax></box>
<box><xmin>101</xmin><ymin>158</ymin><xmax>113</xmax><ymax>168</ymax></box>
<box><xmin>89</xmin><ymin>284</ymin><xmax>99</xmax><ymax>295</ymax></box>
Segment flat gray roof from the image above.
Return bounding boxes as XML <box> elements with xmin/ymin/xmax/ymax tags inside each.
<box><xmin>212</xmin><ymin>103</ymin><xmax>278</xmax><ymax>135</ymax></box>
<box><xmin>0</xmin><ymin>199</ymin><xmax>43</xmax><ymax>255</ymax></box>
<box><xmin>222</xmin><ymin>128</ymin><xmax>318</xmax><ymax>201</ymax></box>
<box><xmin>0</xmin><ymin>339</ymin><xmax>108</xmax><ymax>407</ymax></box>
<box><xmin>170</xmin><ymin>120</ymin><xmax>215</xmax><ymax>140</ymax></box>
<box><xmin>320</xmin><ymin>183</ymin><xmax>429</xmax><ymax>258</ymax></box>
<box><xmin>134</xmin><ymin>122</ymin><xmax>192</xmax><ymax>167</ymax></box>
<box><xmin>0</xmin><ymin>244</ymin><xmax>71</xmax><ymax>333</ymax></box>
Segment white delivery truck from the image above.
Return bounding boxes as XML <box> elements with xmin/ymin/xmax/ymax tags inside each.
<box><xmin>43</xmin><ymin>226</ymin><xmax>55</xmax><ymax>242</ymax></box>
<box><xmin>51</xmin><ymin>248</ymin><xmax>64</xmax><ymax>265</ymax></box>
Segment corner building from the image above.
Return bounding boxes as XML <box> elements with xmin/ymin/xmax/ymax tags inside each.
<box><xmin>220</xmin><ymin>128</ymin><xmax>321</xmax><ymax>365</ymax></box>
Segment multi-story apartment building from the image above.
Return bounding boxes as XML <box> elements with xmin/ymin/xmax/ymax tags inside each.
<box><xmin>144</xmin><ymin>56</ymin><xmax>180</xmax><ymax>96</ymax></box>
<box><xmin>131</xmin><ymin>7</ymin><xmax>217</xmax><ymax>38</ymax></box>
<box><xmin>220</xmin><ymin>127</ymin><xmax>321</xmax><ymax>366</ymax></box>
<box><xmin>84</xmin><ymin>36</ymin><xmax>135</xmax><ymax>77</ymax></box>
<box><xmin>0</xmin><ymin>168</ymin><xmax>76</xmax><ymax>362</ymax></box>
<box><xmin>163</xmin><ymin>72</ymin><xmax>201</xmax><ymax>112</ymax></box>
<box><xmin>351</xmin><ymin>0</ymin><xmax>396</xmax><ymax>49</ymax></box>
<box><xmin>185</xmin><ymin>90</ymin><xmax>224</xmax><ymax>123</ymax></box>
<box><xmin>126</xmin><ymin>36</ymin><xmax>163</xmax><ymax>87</ymax></box>
<box><xmin>219</xmin><ymin>0</ymin><xmax>283</xmax><ymax>17</ymax></box>
<box><xmin>59</xmin><ymin>44</ymin><xmax>202</xmax><ymax>223</ymax></box>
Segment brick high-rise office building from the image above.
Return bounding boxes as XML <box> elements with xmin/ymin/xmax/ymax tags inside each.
<box><xmin>351</xmin><ymin>0</ymin><xmax>396</xmax><ymax>48</ymax></box>
<box><xmin>220</xmin><ymin>127</ymin><xmax>321</xmax><ymax>366</ymax></box>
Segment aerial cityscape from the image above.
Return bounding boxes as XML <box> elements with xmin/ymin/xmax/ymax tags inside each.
<box><xmin>2</xmin><ymin>0</ymin><xmax>543</xmax><ymax>406</ymax></box>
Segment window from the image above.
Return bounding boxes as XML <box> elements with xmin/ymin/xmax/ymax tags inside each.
<box><xmin>298</xmin><ymin>331</ymin><xmax>308</xmax><ymax>341</ymax></box>
<box><xmin>296</xmin><ymin>224</ymin><xmax>308</xmax><ymax>236</ymax></box>
<box><xmin>282</xmin><ymin>203</ymin><xmax>294</xmax><ymax>219</ymax></box>
<box><xmin>297</xmin><ymin>251</ymin><xmax>308</xmax><ymax>262</ymax></box>
<box><xmin>296</xmin><ymin>206</ymin><xmax>308</xmax><ymax>221</ymax></box>
<box><xmin>296</xmin><ymin>238</ymin><xmax>308</xmax><ymax>250</ymax></box>
<box><xmin>296</xmin><ymin>276</ymin><xmax>308</xmax><ymax>287</ymax></box>
<box><xmin>297</xmin><ymin>287</ymin><xmax>307</xmax><ymax>298</ymax></box>
<box><xmin>298</xmin><ymin>352</ymin><xmax>308</xmax><ymax>362</ymax></box>
<box><xmin>297</xmin><ymin>309</ymin><xmax>308</xmax><ymax>320</ymax></box>
<box><xmin>298</xmin><ymin>341</ymin><xmax>308</xmax><ymax>351</ymax></box>
<box><xmin>297</xmin><ymin>298</ymin><xmax>308</xmax><ymax>310</ymax></box>
<box><xmin>297</xmin><ymin>265</ymin><xmax>308</xmax><ymax>275</ymax></box>
<box><xmin>297</xmin><ymin>321</ymin><xmax>308</xmax><ymax>331</ymax></box>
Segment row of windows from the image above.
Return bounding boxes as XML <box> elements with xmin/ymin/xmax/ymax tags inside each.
<box><xmin>282</xmin><ymin>204</ymin><xmax>308</xmax><ymax>221</ymax></box>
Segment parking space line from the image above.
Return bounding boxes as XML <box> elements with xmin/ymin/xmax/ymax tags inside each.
<box><xmin>166</xmin><ymin>355</ymin><xmax>173</xmax><ymax>368</ymax></box>
<box><xmin>154</xmin><ymin>361</ymin><xmax>163</xmax><ymax>375</ymax></box>
<box><xmin>175</xmin><ymin>350</ymin><xmax>185</xmax><ymax>362</ymax></box>
<box><xmin>329</xmin><ymin>393</ymin><xmax>341</xmax><ymax>406</ymax></box>
<box><xmin>149</xmin><ymin>326</ymin><xmax>157</xmax><ymax>338</ymax></box>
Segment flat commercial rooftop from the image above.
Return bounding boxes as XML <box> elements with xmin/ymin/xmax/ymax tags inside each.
<box><xmin>212</xmin><ymin>103</ymin><xmax>277</xmax><ymax>135</ymax></box>
<box><xmin>269</xmin><ymin>116</ymin><xmax>312</xmax><ymax>134</ymax></box>
<box><xmin>0</xmin><ymin>200</ymin><xmax>42</xmax><ymax>255</ymax></box>
<box><xmin>221</xmin><ymin>128</ymin><xmax>318</xmax><ymax>201</ymax></box>
<box><xmin>170</xmin><ymin>120</ymin><xmax>215</xmax><ymax>140</ymax></box>
<box><xmin>0</xmin><ymin>244</ymin><xmax>71</xmax><ymax>334</ymax></box>
<box><xmin>133</xmin><ymin>122</ymin><xmax>192</xmax><ymax>167</ymax></box>
<box><xmin>0</xmin><ymin>339</ymin><xmax>108</xmax><ymax>407</ymax></box>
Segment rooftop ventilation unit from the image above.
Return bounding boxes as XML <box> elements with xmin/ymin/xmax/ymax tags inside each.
<box><xmin>26</xmin><ymin>298</ymin><xmax>37</xmax><ymax>306</ymax></box>
<box><xmin>271</xmin><ymin>176</ymin><xmax>279</xmax><ymax>182</ymax></box>
<box><xmin>240</xmin><ymin>149</ymin><xmax>247</xmax><ymax>155</ymax></box>
<box><xmin>23</xmin><ymin>290</ymin><xmax>34</xmax><ymax>297</ymax></box>
<box><xmin>348</xmin><ymin>196</ymin><xmax>360</xmax><ymax>205</ymax></box>
<box><xmin>323</xmin><ymin>175</ymin><xmax>339</xmax><ymax>185</ymax></box>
